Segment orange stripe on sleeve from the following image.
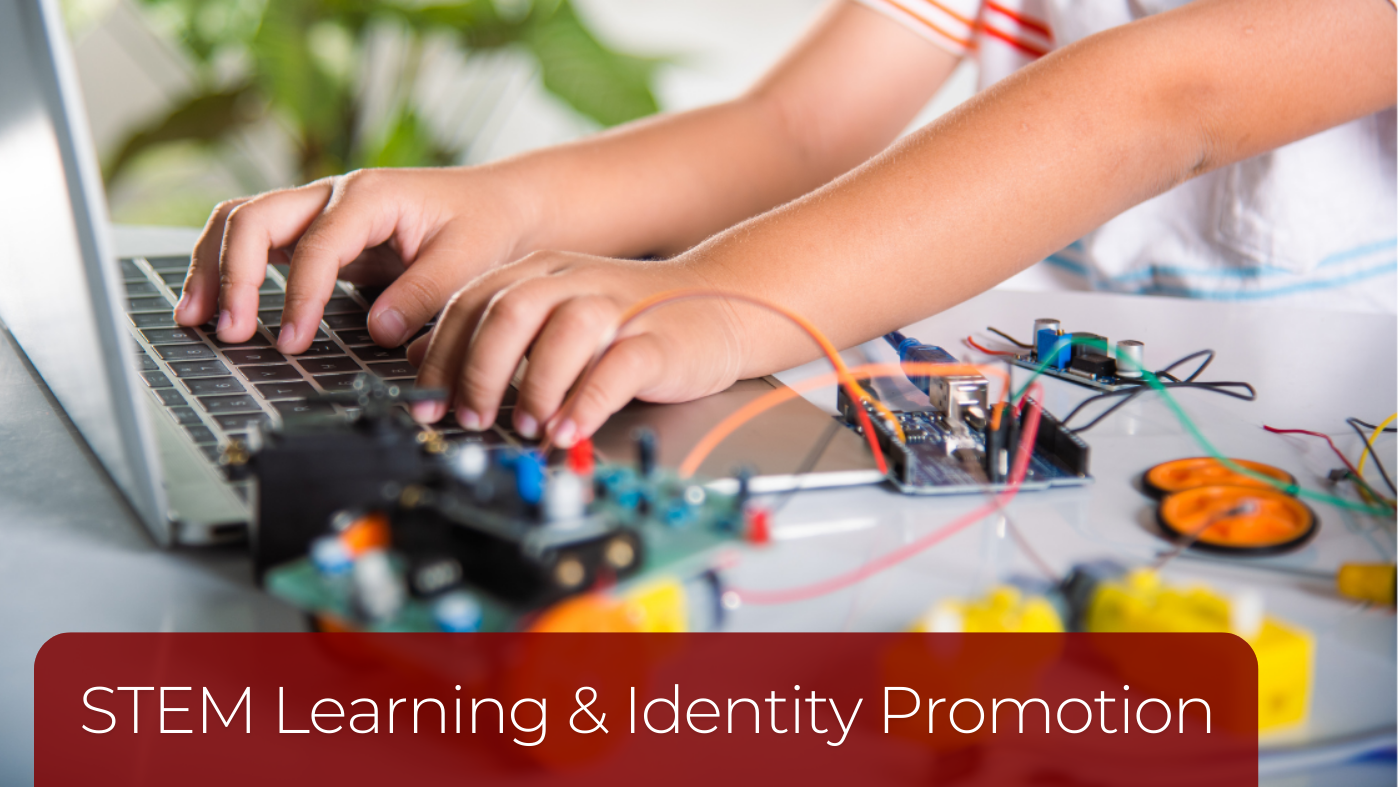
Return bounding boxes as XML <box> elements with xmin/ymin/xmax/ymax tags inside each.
<box><xmin>979</xmin><ymin>22</ymin><xmax>1049</xmax><ymax>57</ymax></box>
<box><xmin>883</xmin><ymin>0</ymin><xmax>975</xmax><ymax>49</ymax></box>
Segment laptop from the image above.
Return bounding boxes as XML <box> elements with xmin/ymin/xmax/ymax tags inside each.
<box><xmin>0</xmin><ymin>0</ymin><xmax>883</xmax><ymax>548</ymax></box>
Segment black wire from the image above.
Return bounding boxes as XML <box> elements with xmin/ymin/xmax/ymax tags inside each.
<box><xmin>1350</xmin><ymin>418</ymin><xmax>1398</xmax><ymax>433</ymax></box>
<box><xmin>987</xmin><ymin>326</ymin><xmax>1034</xmax><ymax>348</ymax></box>
<box><xmin>1064</xmin><ymin>381</ymin><xmax>1257</xmax><ymax>434</ymax></box>
<box><xmin>767</xmin><ymin>418</ymin><xmax>843</xmax><ymax>516</ymax></box>
<box><xmin>1346</xmin><ymin>417</ymin><xmax>1396</xmax><ymax>496</ymax></box>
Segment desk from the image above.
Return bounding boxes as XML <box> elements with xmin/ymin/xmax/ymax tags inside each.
<box><xmin>0</xmin><ymin>227</ymin><xmax>1392</xmax><ymax>785</ymax></box>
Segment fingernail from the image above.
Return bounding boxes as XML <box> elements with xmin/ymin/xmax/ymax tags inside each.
<box><xmin>456</xmin><ymin>407</ymin><xmax>482</xmax><ymax>431</ymax></box>
<box><xmin>215</xmin><ymin>309</ymin><xmax>232</xmax><ymax>335</ymax></box>
<box><xmin>277</xmin><ymin>323</ymin><xmax>298</xmax><ymax>352</ymax></box>
<box><xmin>174</xmin><ymin>292</ymin><xmax>190</xmax><ymax>318</ymax></box>
<box><xmin>552</xmin><ymin>419</ymin><xmax>577</xmax><ymax>448</ymax></box>
<box><xmin>411</xmin><ymin>400</ymin><xmax>446</xmax><ymax>424</ymax></box>
<box><xmin>374</xmin><ymin>308</ymin><xmax>409</xmax><ymax>346</ymax></box>
<box><xmin>515</xmin><ymin>412</ymin><xmax>539</xmax><ymax>440</ymax></box>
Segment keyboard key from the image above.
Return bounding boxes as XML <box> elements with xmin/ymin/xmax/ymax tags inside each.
<box><xmin>167</xmin><ymin>285</ymin><xmax>183</xmax><ymax>298</ymax></box>
<box><xmin>242</xmin><ymin>364</ymin><xmax>304</xmax><ymax>382</ymax></box>
<box><xmin>335</xmin><ymin>329</ymin><xmax>375</xmax><ymax>345</ymax></box>
<box><xmin>158</xmin><ymin>271</ymin><xmax>186</xmax><ymax>285</ymax></box>
<box><xmin>258</xmin><ymin>293</ymin><xmax>286</xmax><ymax>309</ymax></box>
<box><xmin>267</xmin><ymin>325</ymin><xmax>328</xmax><ymax>341</ymax></box>
<box><xmin>289</xmin><ymin>341</ymin><xmax>343</xmax><ymax>357</ymax></box>
<box><xmin>368</xmin><ymin>360</ymin><xmax>417</xmax><ymax>379</ymax></box>
<box><xmin>120</xmin><ymin>259</ymin><xmax>144</xmax><ymax>281</ymax></box>
<box><xmin>168</xmin><ymin>359</ymin><xmax>231</xmax><ymax>378</ymax></box>
<box><xmin>256</xmin><ymin>381</ymin><xmax>317</xmax><ymax>400</ymax></box>
<box><xmin>298</xmin><ymin>356</ymin><xmax>362</xmax><ymax>375</ymax></box>
<box><xmin>224</xmin><ymin>348</ymin><xmax>286</xmax><ymax>365</ymax></box>
<box><xmin>314</xmin><ymin>373</ymin><xmax>361</xmax><ymax>392</ymax></box>
<box><xmin>214</xmin><ymin>413</ymin><xmax>269</xmax><ymax>431</ymax></box>
<box><xmin>350</xmin><ymin>345</ymin><xmax>407</xmax><ymax>362</ymax></box>
<box><xmin>272</xmin><ymin>400</ymin><xmax>335</xmax><ymax>418</ymax></box>
<box><xmin>259</xmin><ymin>280</ymin><xmax>283</xmax><ymax>293</ymax></box>
<box><xmin>135</xmin><ymin>354</ymin><xmax>159</xmax><ymax>372</ymax></box>
<box><xmin>271</xmin><ymin>263</ymin><xmax>291</xmax><ymax>276</ymax></box>
<box><xmin>155</xmin><ymin>388</ymin><xmax>185</xmax><ymax>407</ymax></box>
<box><xmin>146</xmin><ymin>255</ymin><xmax>192</xmax><ymax>272</ymax></box>
<box><xmin>124</xmin><ymin>280</ymin><xmax>159</xmax><ymax>296</ymax></box>
<box><xmin>155</xmin><ymin>343</ymin><xmax>216</xmax><ymax>361</ymax></box>
<box><xmin>130</xmin><ymin>312</ymin><xmax>177</xmax><ymax>328</ymax></box>
<box><xmin>127</xmin><ymin>296</ymin><xmax>169</xmax><ymax>313</ymax></box>
<box><xmin>142</xmin><ymin>371</ymin><xmax>173</xmax><ymax>388</ymax></box>
<box><xmin>323</xmin><ymin>313</ymin><xmax>367</xmax><ymax>330</ymax></box>
<box><xmin>257</xmin><ymin>309</ymin><xmax>282</xmax><ymax>326</ymax></box>
<box><xmin>197</xmin><ymin>394</ymin><xmax>262</xmax><ymax>414</ymax></box>
<box><xmin>167</xmin><ymin>406</ymin><xmax>202</xmax><ymax>426</ymax></box>
<box><xmin>211</xmin><ymin>333</ymin><xmax>271</xmax><ymax>348</ymax></box>
<box><xmin>184</xmin><ymin>425</ymin><xmax>217</xmax><ymax>444</ymax></box>
<box><xmin>141</xmin><ymin>327</ymin><xmax>200</xmax><ymax>345</ymax></box>
<box><xmin>183</xmin><ymin>377</ymin><xmax>246</xmax><ymax>396</ymax></box>
<box><xmin>323</xmin><ymin>298</ymin><xmax>364</xmax><ymax>315</ymax></box>
<box><xmin>198</xmin><ymin>445</ymin><xmax>222</xmax><ymax>463</ymax></box>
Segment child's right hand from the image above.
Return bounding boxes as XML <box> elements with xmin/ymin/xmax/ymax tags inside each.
<box><xmin>175</xmin><ymin>166</ymin><xmax>532</xmax><ymax>355</ymax></box>
<box><xmin>407</xmin><ymin>251</ymin><xmax>749</xmax><ymax>447</ymax></box>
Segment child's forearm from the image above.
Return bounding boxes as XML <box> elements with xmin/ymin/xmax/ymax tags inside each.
<box><xmin>681</xmin><ymin>0</ymin><xmax>1396</xmax><ymax>376</ymax></box>
<box><xmin>494</xmin><ymin>1</ymin><xmax>956</xmax><ymax>260</ymax></box>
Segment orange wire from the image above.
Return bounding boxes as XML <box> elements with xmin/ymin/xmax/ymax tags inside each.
<box><xmin>965</xmin><ymin>335</ymin><xmax>1017</xmax><ymax>357</ymax></box>
<box><xmin>540</xmin><ymin>290</ymin><xmax>897</xmax><ymax>472</ymax></box>
<box><xmin>678</xmin><ymin>361</ymin><xmax>1010</xmax><ymax>478</ymax></box>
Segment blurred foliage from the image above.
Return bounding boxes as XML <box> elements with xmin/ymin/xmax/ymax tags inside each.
<box><xmin>106</xmin><ymin>0</ymin><xmax>660</xmax><ymax>185</ymax></box>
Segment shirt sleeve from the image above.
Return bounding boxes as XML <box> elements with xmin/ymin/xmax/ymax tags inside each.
<box><xmin>853</xmin><ymin>0</ymin><xmax>982</xmax><ymax>56</ymax></box>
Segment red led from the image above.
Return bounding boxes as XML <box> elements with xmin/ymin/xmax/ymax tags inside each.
<box><xmin>745</xmin><ymin>507</ymin><xmax>771</xmax><ymax>546</ymax></box>
<box><xmin>567</xmin><ymin>438</ymin><xmax>595</xmax><ymax>476</ymax></box>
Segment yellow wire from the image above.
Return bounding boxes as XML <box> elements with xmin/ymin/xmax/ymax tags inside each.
<box><xmin>1357</xmin><ymin>413</ymin><xmax>1397</xmax><ymax>479</ymax></box>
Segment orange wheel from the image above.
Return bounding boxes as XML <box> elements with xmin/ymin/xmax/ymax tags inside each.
<box><xmin>1157</xmin><ymin>485</ymin><xmax>1317</xmax><ymax>555</ymax></box>
<box><xmin>1144</xmin><ymin>457</ymin><xmax>1295</xmax><ymax>498</ymax></box>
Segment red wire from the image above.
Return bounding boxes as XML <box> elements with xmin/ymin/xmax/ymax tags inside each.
<box><xmin>1262</xmin><ymin>425</ymin><xmax>1361</xmax><ymax>478</ymax></box>
<box><xmin>966</xmin><ymin>335</ymin><xmax>1017</xmax><ymax>357</ymax></box>
<box><xmin>735</xmin><ymin>386</ymin><xmax>1045</xmax><ymax>605</ymax></box>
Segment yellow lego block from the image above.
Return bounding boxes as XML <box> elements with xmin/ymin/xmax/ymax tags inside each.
<box><xmin>529</xmin><ymin>578</ymin><xmax>689</xmax><ymax>632</ymax></box>
<box><xmin>912</xmin><ymin>586</ymin><xmax>1065</xmax><ymax>633</ymax></box>
<box><xmin>1085</xmin><ymin>568</ymin><xmax>1313</xmax><ymax>732</ymax></box>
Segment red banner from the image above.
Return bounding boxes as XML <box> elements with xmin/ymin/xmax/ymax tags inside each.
<box><xmin>36</xmin><ymin>633</ymin><xmax>1255</xmax><ymax>786</ymax></box>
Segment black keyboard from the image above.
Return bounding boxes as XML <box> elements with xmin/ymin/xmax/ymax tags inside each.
<box><xmin>121</xmin><ymin>256</ymin><xmax>446</xmax><ymax>474</ymax></box>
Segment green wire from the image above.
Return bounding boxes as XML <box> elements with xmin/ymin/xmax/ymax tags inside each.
<box><xmin>1009</xmin><ymin>335</ymin><xmax>1393</xmax><ymax>517</ymax></box>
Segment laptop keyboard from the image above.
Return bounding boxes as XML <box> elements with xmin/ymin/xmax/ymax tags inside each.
<box><xmin>119</xmin><ymin>256</ymin><xmax>474</xmax><ymax>493</ymax></box>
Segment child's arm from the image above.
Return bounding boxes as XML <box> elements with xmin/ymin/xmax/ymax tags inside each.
<box><xmin>176</xmin><ymin>1</ymin><xmax>957</xmax><ymax>353</ymax></box>
<box><xmin>411</xmin><ymin>0</ymin><xmax>1396</xmax><ymax>441</ymax></box>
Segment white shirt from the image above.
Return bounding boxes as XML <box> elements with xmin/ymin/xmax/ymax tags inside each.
<box><xmin>857</xmin><ymin>0</ymin><xmax>1397</xmax><ymax>312</ymax></box>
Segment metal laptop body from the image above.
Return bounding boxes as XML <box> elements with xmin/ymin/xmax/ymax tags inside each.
<box><xmin>0</xmin><ymin>0</ymin><xmax>881</xmax><ymax>549</ymax></box>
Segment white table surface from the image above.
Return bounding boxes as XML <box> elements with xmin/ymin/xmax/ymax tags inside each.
<box><xmin>0</xmin><ymin>226</ymin><xmax>1391</xmax><ymax>785</ymax></box>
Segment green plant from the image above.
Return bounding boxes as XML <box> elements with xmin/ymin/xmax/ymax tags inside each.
<box><xmin>105</xmin><ymin>0</ymin><xmax>660</xmax><ymax>185</ymax></box>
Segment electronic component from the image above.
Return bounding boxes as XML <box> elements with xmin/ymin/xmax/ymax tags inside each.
<box><xmin>1336</xmin><ymin>563</ymin><xmax>1396</xmax><ymax>605</ymax></box>
<box><xmin>247</xmin><ymin>376</ymin><xmax>749</xmax><ymax>632</ymax></box>
<box><xmin>886</xmin><ymin>332</ymin><xmax>987</xmax><ymax>427</ymax></box>
<box><xmin>920</xmin><ymin>564</ymin><xmax>1315</xmax><ymax>731</ymax></box>
<box><xmin>1004</xmin><ymin>319</ymin><xmax>1149</xmax><ymax>391</ymax></box>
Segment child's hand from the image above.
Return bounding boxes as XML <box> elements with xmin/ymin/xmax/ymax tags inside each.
<box><xmin>407</xmin><ymin>252</ymin><xmax>747</xmax><ymax>447</ymax></box>
<box><xmin>175</xmin><ymin>167</ymin><xmax>530</xmax><ymax>355</ymax></box>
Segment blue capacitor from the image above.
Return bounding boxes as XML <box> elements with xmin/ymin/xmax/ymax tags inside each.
<box><xmin>515</xmin><ymin>452</ymin><xmax>545</xmax><ymax>505</ymax></box>
<box><xmin>1036</xmin><ymin>328</ymin><xmax>1069</xmax><ymax>371</ymax></box>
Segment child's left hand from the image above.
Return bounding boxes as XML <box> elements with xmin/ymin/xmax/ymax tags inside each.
<box><xmin>407</xmin><ymin>252</ymin><xmax>748</xmax><ymax>447</ymax></box>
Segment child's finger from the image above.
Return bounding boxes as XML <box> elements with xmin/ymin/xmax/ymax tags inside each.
<box><xmin>277</xmin><ymin>173</ymin><xmax>409</xmax><ymax>354</ymax></box>
<box><xmin>212</xmin><ymin>182</ymin><xmax>334</xmax><ymax>344</ymax></box>
<box><xmin>366</xmin><ymin>238</ymin><xmax>474</xmax><ymax>348</ymax></box>
<box><xmin>546</xmin><ymin>334</ymin><xmax>665</xmax><ymax>448</ymax></box>
<box><xmin>412</xmin><ymin>255</ymin><xmax>559</xmax><ymax>418</ymax></box>
<box><xmin>178</xmin><ymin>197</ymin><xmax>249</xmax><ymax>326</ymax></box>
<box><xmin>451</xmin><ymin>276</ymin><xmax>568</xmax><ymax>431</ymax></box>
<box><xmin>511</xmin><ymin>295</ymin><xmax>619</xmax><ymax>436</ymax></box>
